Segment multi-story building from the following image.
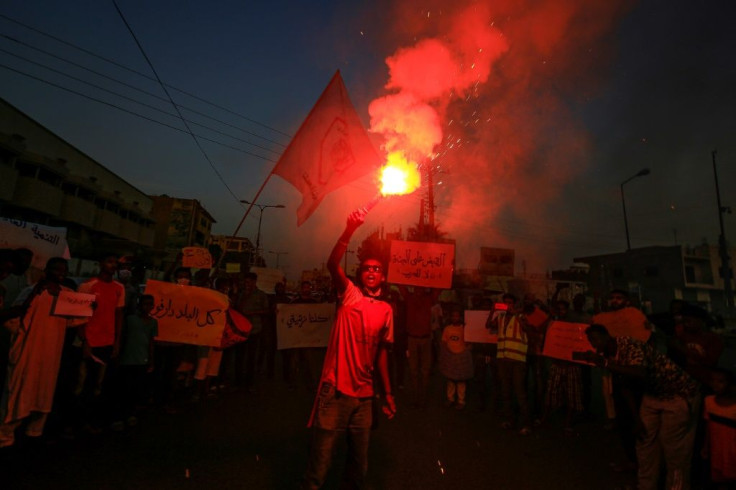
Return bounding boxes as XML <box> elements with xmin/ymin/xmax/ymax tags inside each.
<box><xmin>150</xmin><ymin>196</ymin><xmax>216</xmax><ymax>268</ymax></box>
<box><xmin>0</xmin><ymin>98</ymin><xmax>156</xmax><ymax>275</ymax></box>
<box><xmin>575</xmin><ymin>244</ymin><xmax>736</xmax><ymax>314</ymax></box>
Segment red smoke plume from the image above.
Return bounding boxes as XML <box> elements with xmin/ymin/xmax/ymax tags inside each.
<box><xmin>368</xmin><ymin>0</ymin><xmax>631</xmax><ymax>271</ymax></box>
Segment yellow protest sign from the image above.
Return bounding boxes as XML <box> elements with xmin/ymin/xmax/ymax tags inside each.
<box><xmin>144</xmin><ymin>279</ymin><xmax>228</xmax><ymax>347</ymax></box>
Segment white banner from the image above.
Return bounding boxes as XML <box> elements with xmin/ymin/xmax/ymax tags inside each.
<box><xmin>1</xmin><ymin>218</ymin><xmax>71</xmax><ymax>269</ymax></box>
<box><xmin>250</xmin><ymin>266</ymin><xmax>285</xmax><ymax>294</ymax></box>
<box><xmin>276</xmin><ymin>302</ymin><xmax>335</xmax><ymax>349</ymax></box>
<box><xmin>464</xmin><ymin>310</ymin><xmax>498</xmax><ymax>343</ymax></box>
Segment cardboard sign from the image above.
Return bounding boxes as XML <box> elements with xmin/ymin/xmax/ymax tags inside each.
<box><xmin>250</xmin><ymin>266</ymin><xmax>285</xmax><ymax>294</ymax></box>
<box><xmin>182</xmin><ymin>247</ymin><xmax>213</xmax><ymax>269</ymax></box>
<box><xmin>543</xmin><ymin>321</ymin><xmax>595</xmax><ymax>365</ymax></box>
<box><xmin>387</xmin><ymin>240</ymin><xmax>454</xmax><ymax>289</ymax></box>
<box><xmin>0</xmin><ymin>218</ymin><xmax>71</xmax><ymax>269</ymax></box>
<box><xmin>144</xmin><ymin>279</ymin><xmax>228</xmax><ymax>347</ymax></box>
<box><xmin>464</xmin><ymin>310</ymin><xmax>498</xmax><ymax>343</ymax></box>
<box><xmin>276</xmin><ymin>303</ymin><xmax>335</xmax><ymax>349</ymax></box>
<box><xmin>52</xmin><ymin>290</ymin><xmax>96</xmax><ymax>317</ymax></box>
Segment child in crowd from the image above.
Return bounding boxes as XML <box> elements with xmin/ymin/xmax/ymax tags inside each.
<box><xmin>702</xmin><ymin>368</ymin><xmax>736</xmax><ymax>489</ymax></box>
<box><xmin>112</xmin><ymin>294</ymin><xmax>158</xmax><ymax>430</ymax></box>
<box><xmin>439</xmin><ymin>308</ymin><xmax>474</xmax><ymax>410</ymax></box>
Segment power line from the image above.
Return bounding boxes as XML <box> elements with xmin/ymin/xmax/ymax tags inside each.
<box><xmin>111</xmin><ymin>0</ymin><xmax>243</xmax><ymax>204</ymax></box>
<box><xmin>0</xmin><ymin>12</ymin><xmax>292</xmax><ymax>138</ymax></box>
<box><xmin>0</xmin><ymin>63</ymin><xmax>278</xmax><ymax>162</ymax></box>
<box><xmin>0</xmin><ymin>47</ymin><xmax>283</xmax><ymax>156</ymax></box>
<box><xmin>0</xmin><ymin>34</ymin><xmax>287</xmax><ymax>150</ymax></box>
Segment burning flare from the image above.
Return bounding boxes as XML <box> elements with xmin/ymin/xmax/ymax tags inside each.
<box><xmin>380</xmin><ymin>152</ymin><xmax>421</xmax><ymax>196</ymax></box>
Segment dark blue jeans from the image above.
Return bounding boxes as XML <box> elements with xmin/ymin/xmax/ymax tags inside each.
<box><xmin>302</xmin><ymin>384</ymin><xmax>372</xmax><ymax>489</ymax></box>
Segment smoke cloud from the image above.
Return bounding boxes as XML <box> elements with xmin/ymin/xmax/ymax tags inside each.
<box><xmin>366</xmin><ymin>0</ymin><xmax>631</xmax><ymax>272</ymax></box>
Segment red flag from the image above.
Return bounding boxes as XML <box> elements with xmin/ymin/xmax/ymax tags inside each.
<box><xmin>273</xmin><ymin>71</ymin><xmax>382</xmax><ymax>225</ymax></box>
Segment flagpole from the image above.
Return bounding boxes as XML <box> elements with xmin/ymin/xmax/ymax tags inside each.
<box><xmin>212</xmin><ymin>69</ymin><xmax>352</xmax><ymax>274</ymax></box>
<box><xmin>212</xmin><ymin>172</ymin><xmax>275</xmax><ymax>274</ymax></box>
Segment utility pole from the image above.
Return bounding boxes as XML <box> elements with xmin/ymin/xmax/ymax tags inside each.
<box><xmin>712</xmin><ymin>150</ymin><xmax>734</xmax><ymax>310</ymax></box>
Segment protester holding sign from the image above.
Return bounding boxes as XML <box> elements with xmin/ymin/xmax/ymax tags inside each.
<box><xmin>493</xmin><ymin>293</ymin><xmax>533</xmax><ymax>436</ymax></box>
<box><xmin>541</xmin><ymin>300</ymin><xmax>585</xmax><ymax>435</ymax></box>
<box><xmin>0</xmin><ymin>258</ymin><xmax>79</xmax><ymax>447</ymax></box>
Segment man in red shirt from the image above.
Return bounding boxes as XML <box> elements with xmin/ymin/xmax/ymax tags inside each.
<box><xmin>398</xmin><ymin>285</ymin><xmax>441</xmax><ymax>408</ymax></box>
<box><xmin>302</xmin><ymin>209</ymin><xmax>396</xmax><ymax>490</ymax></box>
<box><xmin>77</xmin><ymin>253</ymin><xmax>125</xmax><ymax>431</ymax></box>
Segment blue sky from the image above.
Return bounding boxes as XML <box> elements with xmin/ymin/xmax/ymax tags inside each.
<box><xmin>1</xmin><ymin>0</ymin><xmax>734</xmax><ymax>278</ymax></box>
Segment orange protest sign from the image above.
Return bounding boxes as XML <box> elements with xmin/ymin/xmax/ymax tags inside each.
<box><xmin>542</xmin><ymin>321</ymin><xmax>595</xmax><ymax>365</ymax></box>
<box><xmin>182</xmin><ymin>247</ymin><xmax>213</xmax><ymax>269</ymax></box>
<box><xmin>387</xmin><ymin>240</ymin><xmax>454</xmax><ymax>289</ymax></box>
<box><xmin>144</xmin><ymin>280</ymin><xmax>228</xmax><ymax>347</ymax></box>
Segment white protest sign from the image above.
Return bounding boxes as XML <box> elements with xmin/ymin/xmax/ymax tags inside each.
<box><xmin>52</xmin><ymin>290</ymin><xmax>96</xmax><ymax>317</ymax></box>
<box><xmin>250</xmin><ymin>266</ymin><xmax>285</xmax><ymax>294</ymax></box>
<box><xmin>0</xmin><ymin>218</ymin><xmax>71</xmax><ymax>269</ymax></box>
<box><xmin>464</xmin><ymin>310</ymin><xmax>498</xmax><ymax>343</ymax></box>
<box><xmin>276</xmin><ymin>302</ymin><xmax>335</xmax><ymax>349</ymax></box>
<box><xmin>387</xmin><ymin>240</ymin><xmax>454</xmax><ymax>289</ymax></box>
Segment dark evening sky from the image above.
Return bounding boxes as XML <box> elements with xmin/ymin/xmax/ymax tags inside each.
<box><xmin>1</xmin><ymin>0</ymin><xmax>734</xmax><ymax>279</ymax></box>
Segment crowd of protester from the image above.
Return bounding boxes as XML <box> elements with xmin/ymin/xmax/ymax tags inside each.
<box><xmin>1</xmin><ymin>246</ymin><xmax>735</xmax><ymax>489</ymax></box>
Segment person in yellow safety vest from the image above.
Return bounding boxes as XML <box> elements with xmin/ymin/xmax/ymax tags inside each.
<box><xmin>490</xmin><ymin>293</ymin><xmax>534</xmax><ymax>436</ymax></box>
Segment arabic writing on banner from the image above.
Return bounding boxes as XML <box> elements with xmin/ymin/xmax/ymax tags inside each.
<box><xmin>387</xmin><ymin>240</ymin><xmax>454</xmax><ymax>289</ymax></box>
<box><xmin>1</xmin><ymin>218</ymin><xmax>71</xmax><ymax>269</ymax></box>
<box><xmin>249</xmin><ymin>267</ymin><xmax>285</xmax><ymax>294</ymax></box>
<box><xmin>182</xmin><ymin>247</ymin><xmax>213</xmax><ymax>269</ymax></box>
<box><xmin>276</xmin><ymin>303</ymin><xmax>335</xmax><ymax>349</ymax></box>
<box><xmin>51</xmin><ymin>290</ymin><xmax>96</xmax><ymax>317</ymax></box>
<box><xmin>144</xmin><ymin>279</ymin><xmax>228</xmax><ymax>347</ymax></box>
<box><xmin>464</xmin><ymin>310</ymin><xmax>498</xmax><ymax>343</ymax></box>
<box><xmin>543</xmin><ymin>321</ymin><xmax>595</xmax><ymax>365</ymax></box>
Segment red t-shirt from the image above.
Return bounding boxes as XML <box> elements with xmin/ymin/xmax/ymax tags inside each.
<box><xmin>319</xmin><ymin>280</ymin><xmax>393</xmax><ymax>398</ymax></box>
<box><xmin>78</xmin><ymin>278</ymin><xmax>125</xmax><ymax>347</ymax></box>
<box><xmin>404</xmin><ymin>290</ymin><xmax>434</xmax><ymax>337</ymax></box>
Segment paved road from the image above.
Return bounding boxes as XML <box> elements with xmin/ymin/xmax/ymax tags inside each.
<box><xmin>0</xmin><ymin>368</ymin><xmax>636</xmax><ymax>489</ymax></box>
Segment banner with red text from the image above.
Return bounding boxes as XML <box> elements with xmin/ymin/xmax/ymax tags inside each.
<box><xmin>387</xmin><ymin>240</ymin><xmax>454</xmax><ymax>289</ymax></box>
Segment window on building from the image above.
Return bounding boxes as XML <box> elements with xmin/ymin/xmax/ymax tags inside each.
<box><xmin>62</xmin><ymin>183</ymin><xmax>78</xmax><ymax>196</ymax></box>
<box><xmin>37</xmin><ymin>168</ymin><xmax>62</xmax><ymax>186</ymax></box>
<box><xmin>16</xmin><ymin>161</ymin><xmax>37</xmax><ymax>177</ymax></box>
<box><xmin>685</xmin><ymin>266</ymin><xmax>695</xmax><ymax>283</ymax></box>
<box><xmin>644</xmin><ymin>266</ymin><xmax>659</xmax><ymax>277</ymax></box>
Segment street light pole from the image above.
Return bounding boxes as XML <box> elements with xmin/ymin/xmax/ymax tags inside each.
<box><xmin>712</xmin><ymin>150</ymin><xmax>734</xmax><ymax>310</ymax></box>
<box><xmin>620</xmin><ymin>168</ymin><xmax>651</xmax><ymax>251</ymax></box>
<box><xmin>268</xmin><ymin>250</ymin><xmax>288</xmax><ymax>268</ymax></box>
<box><xmin>239</xmin><ymin>200</ymin><xmax>285</xmax><ymax>264</ymax></box>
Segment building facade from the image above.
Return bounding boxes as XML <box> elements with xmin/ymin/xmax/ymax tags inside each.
<box><xmin>575</xmin><ymin>244</ymin><xmax>736</xmax><ymax>314</ymax></box>
<box><xmin>0</xmin><ymin>98</ymin><xmax>156</xmax><ymax>274</ymax></box>
<box><xmin>150</xmin><ymin>196</ymin><xmax>216</xmax><ymax>268</ymax></box>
